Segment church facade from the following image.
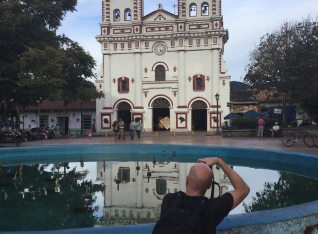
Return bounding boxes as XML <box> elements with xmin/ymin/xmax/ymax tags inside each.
<box><xmin>95</xmin><ymin>0</ymin><xmax>230</xmax><ymax>132</ymax></box>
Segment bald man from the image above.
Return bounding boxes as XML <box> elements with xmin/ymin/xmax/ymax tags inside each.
<box><xmin>154</xmin><ymin>157</ymin><xmax>250</xmax><ymax>234</ymax></box>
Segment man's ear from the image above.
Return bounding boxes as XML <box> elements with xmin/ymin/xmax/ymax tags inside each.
<box><xmin>186</xmin><ymin>175</ymin><xmax>189</xmax><ymax>185</ymax></box>
<box><xmin>207</xmin><ymin>181</ymin><xmax>212</xmax><ymax>190</ymax></box>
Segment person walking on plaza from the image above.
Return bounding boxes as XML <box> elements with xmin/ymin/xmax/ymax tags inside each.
<box><xmin>118</xmin><ymin>118</ymin><xmax>125</xmax><ymax>140</ymax></box>
<box><xmin>136</xmin><ymin>118</ymin><xmax>143</xmax><ymax>139</ymax></box>
<box><xmin>88</xmin><ymin>129</ymin><xmax>92</xmax><ymax>139</ymax></box>
<box><xmin>112</xmin><ymin>120</ymin><xmax>119</xmax><ymax>141</ymax></box>
<box><xmin>129</xmin><ymin>120</ymin><xmax>137</xmax><ymax>140</ymax></box>
<box><xmin>270</xmin><ymin>122</ymin><xmax>280</xmax><ymax>137</ymax></box>
<box><xmin>257</xmin><ymin>116</ymin><xmax>265</xmax><ymax>137</ymax></box>
<box><xmin>54</xmin><ymin>124</ymin><xmax>60</xmax><ymax>139</ymax></box>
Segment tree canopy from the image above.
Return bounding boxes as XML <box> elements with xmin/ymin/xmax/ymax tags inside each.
<box><xmin>243</xmin><ymin>17</ymin><xmax>318</xmax><ymax>125</ymax></box>
<box><xmin>0</xmin><ymin>0</ymin><xmax>104</xmax><ymax>119</ymax></box>
<box><xmin>243</xmin><ymin>172</ymin><xmax>318</xmax><ymax>212</ymax></box>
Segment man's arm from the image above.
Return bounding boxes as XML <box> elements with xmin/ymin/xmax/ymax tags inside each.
<box><xmin>197</xmin><ymin>157</ymin><xmax>250</xmax><ymax>210</ymax></box>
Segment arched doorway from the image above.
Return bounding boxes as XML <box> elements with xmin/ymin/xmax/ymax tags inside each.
<box><xmin>117</xmin><ymin>102</ymin><xmax>131</xmax><ymax>131</ymax></box>
<box><xmin>191</xmin><ymin>101</ymin><xmax>207</xmax><ymax>131</ymax></box>
<box><xmin>152</xmin><ymin>98</ymin><xmax>170</xmax><ymax>131</ymax></box>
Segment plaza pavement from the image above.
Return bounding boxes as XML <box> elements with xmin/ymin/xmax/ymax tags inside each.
<box><xmin>1</xmin><ymin>131</ymin><xmax>317</xmax><ymax>155</ymax></box>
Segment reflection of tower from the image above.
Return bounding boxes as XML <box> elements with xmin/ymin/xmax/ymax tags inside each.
<box><xmin>136</xmin><ymin>162</ymin><xmax>143</xmax><ymax>208</ymax></box>
<box><xmin>105</xmin><ymin>162</ymin><xmax>112</xmax><ymax>207</ymax></box>
<box><xmin>179</xmin><ymin>163</ymin><xmax>187</xmax><ymax>192</ymax></box>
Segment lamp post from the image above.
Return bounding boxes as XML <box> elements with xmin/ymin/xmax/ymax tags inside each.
<box><xmin>22</xmin><ymin>115</ymin><xmax>25</xmax><ymax>132</ymax></box>
<box><xmin>215</xmin><ymin>93</ymin><xmax>220</xmax><ymax>135</ymax></box>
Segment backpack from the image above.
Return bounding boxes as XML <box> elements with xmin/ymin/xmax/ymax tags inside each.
<box><xmin>152</xmin><ymin>179</ymin><xmax>221</xmax><ymax>234</ymax></box>
<box><xmin>152</xmin><ymin>191</ymin><xmax>209</xmax><ymax>234</ymax></box>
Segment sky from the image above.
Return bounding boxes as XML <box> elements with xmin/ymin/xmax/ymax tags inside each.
<box><xmin>57</xmin><ymin>0</ymin><xmax>318</xmax><ymax>82</ymax></box>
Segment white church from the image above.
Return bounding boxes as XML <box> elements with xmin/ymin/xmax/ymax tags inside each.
<box><xmin>95</xmin><ymin>0</ymin><xmax>230</xmax><ymax>132</ymax></box>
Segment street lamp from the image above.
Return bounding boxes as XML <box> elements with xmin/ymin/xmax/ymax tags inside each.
<box><xmin>215</xmin><ymin>93</ymin><xmax>220</xmax><ymax>135</ymax></box>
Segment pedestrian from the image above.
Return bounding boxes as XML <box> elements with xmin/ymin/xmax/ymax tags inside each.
<box><xmin>112</xmin><ymin>120</ymin><xmax>119</xmax><ymax>140</ymax></box>
<box><xmin>270</xmin><ymin>122</ymin><xmax>280</xmax><ymax>137</ymax></box>
<box><xmin>153</xmin><ymin>157</ymin><xmax>250</xmax><ymax>233</ymax></box>
<box><xmin>257</xmin><ymin>116</ymin><xmax>265</xmax><ymax>137</ymax></box>
<box><xmin>135</xmin><ymin>118</ymin><xmax>143</xmax><ymax>139</ymax></box>
<box><xmin>88</xmin><ymin>129</ymin><xmax>92</xmax><ymax>139</ymax></box>
<box><xmin>26</xmin><ymin>125</ymin><xmax>31</xmax><ymax>131</ymax></box>
<box><xmin>129</xmin><ymin>119</ymin><xmax>137</xmax><ymax>140</ymax></box>
<box><xmin>118</xmin><ymin>118</ymin><xmax>125</xmax><ymax>140</ymax></box>
<box><xmin>54</xmin><ymin>124</ymin><xmax>60</xmax><ymax>139</ymax></box>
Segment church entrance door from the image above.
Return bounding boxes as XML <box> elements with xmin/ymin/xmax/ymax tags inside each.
<box><xmin>117</xmin><ymin>102</ymin><xmax>132</xmax><ymax>131</ymax></box>
<box><xmin>152</xmin><ymin>98</ymin><xmax>170</xmax><ymax>131</ymax></box>
<box><xmin>191</xmin><ymin>101</ymin><xmax>207</xmax><ymax>131</ymax></box>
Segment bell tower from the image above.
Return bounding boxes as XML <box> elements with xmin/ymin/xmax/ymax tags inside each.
<box><xmin>102</xmin><ymin>0</ymin><xmax>144</xmax><ymax>23</ymax></box>
<box><xmin>178</xmin><ymin>0</ymin><xmax>221</xmax><ymax>19</ymax></box>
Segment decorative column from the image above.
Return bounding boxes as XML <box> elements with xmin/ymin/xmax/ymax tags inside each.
<box><xmin>179</xmin><ymin>163</ymin><xmax>187</xmax><ymax>192</ymax></box>
<box><xmin>103</xmin><ymin>54</ymin><xmax>112</xmax><ymax>108</ymax></box>
<box><xmin>134</xmin><ymin>42</ymin><xmax>143</xmax><ymax>108</ymax></box>
<box><xmin>178</xmin><ymin>42</ymin><xmax>186</xmax><ymax>108</ymax></box>
<box><xmin>105</xmin><ymin>162</ymin><xmax>112</xmax><ymax>207</ymax></box>
<box><xmin>211</xmin><ymin>49</ymin><xmax>220</xmax><ymax>106</ymax></box>
<box><xmin>136</xmin><ymin>162</ymin><xmax>143</xmax><ymax>208</ymax></box>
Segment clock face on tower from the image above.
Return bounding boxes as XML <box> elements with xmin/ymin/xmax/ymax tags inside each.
<box><xmin>154</xmin><ymin>42</ymin><xmax>166</xmax><ymax>56</ymax></box>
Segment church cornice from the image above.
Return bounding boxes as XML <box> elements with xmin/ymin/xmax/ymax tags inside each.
<box><xmin>96</xmin><ymin>30</ymin><xmax>228</xmax><ymax>43</ymax></box>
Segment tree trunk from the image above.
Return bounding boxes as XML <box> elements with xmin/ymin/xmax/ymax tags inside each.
<box><xmin>80</xmin><ymin>100</ymin><xmax>83</xmax><ymax>135</ymax></box>
<box><xmin>63</xmin><ymin>105</ymin><xmax>66</xmax><ymax>136</ymax></box>
<box><xmin>282</xmin><ymin>93</ymin><xmax>287</xmax><ymax>127</ymax></box>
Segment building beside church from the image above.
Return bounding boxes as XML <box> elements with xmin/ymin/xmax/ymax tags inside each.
<box><xmin>95</xmin><ymin>0</ymin><xmax>230</xmax><ymax>132</ymax></box>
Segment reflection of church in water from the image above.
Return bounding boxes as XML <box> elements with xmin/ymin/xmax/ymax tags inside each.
<box><xmin>95</xmin><ymin>0</ymin><xmax>231</xmax><ymax>132</ymax></box>
<box><xmin>96</xmin><ymin>161</ymin><xmax>231</xmax><ymax>226</ymax></box>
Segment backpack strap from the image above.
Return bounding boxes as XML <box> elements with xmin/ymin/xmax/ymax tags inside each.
<box><xmin>210</xmin><ymin>176</ymin><xmax>221</xmax><ymax>234</ymax></box>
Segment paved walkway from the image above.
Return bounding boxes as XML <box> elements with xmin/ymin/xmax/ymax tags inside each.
<box><xmin>1</xmin><ymin>131</ymin><xmax>317</xmax><ymax>155</ymax></box>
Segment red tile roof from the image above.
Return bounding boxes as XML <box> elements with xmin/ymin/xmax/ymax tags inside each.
<box><xmin>23</xmin><ymin>101</ymin><xmax>96</xmax><ymax>112</ymax></box>
<box><xmin>230</xmin><ymin>92</ymin><xmax>256</xmax><ymax>102</ymax></box>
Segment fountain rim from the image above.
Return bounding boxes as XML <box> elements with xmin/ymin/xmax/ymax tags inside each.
<box><xmin>0</xmin><ymin>144</ymin><xmax>318</xmax><ymax>233</ymax></box>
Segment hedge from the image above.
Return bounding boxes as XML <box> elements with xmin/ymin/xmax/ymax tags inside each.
<box><xmin>232</xmin><ymin>118</ymin><xmax>283</xmax><ymax>129</ymax></box>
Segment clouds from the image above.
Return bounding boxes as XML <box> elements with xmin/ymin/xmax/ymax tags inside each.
<box><xmin>57</xmin><ymin>0</ymin><xmax>318</xmax><ymax>81</ymax></box>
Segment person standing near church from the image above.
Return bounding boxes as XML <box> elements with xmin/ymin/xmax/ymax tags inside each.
<box><xmin>54</xmin><ymin>124</ymin><xmax>60</xmax><ymax>139</ymax></box>
<box><xmin>129</xmin><ymin>120</ymin><xmax>137</xmax><ymax>140</ymax></box>
<box><xmin>136</xmin><ymin>118</ymin><xmax>143</xmax><ymax>139</ymax></box>
<box><xmin>118</xmin><ymin>118</ymin><xmax>125</xmax><ymax>140</ymax></box>
<box><xmin>257</xmin><ymin>117</ymin><xmax>265</xmax><ymax>137</ymax></box>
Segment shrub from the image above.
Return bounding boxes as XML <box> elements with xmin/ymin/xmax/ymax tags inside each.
<box><xmin>232</xmin><ymin>118</ymin><xmax>283</xmax><ymax>129</ymax></box>
<box><xmin>263</xmin><ymin>118</ymin><xmax>283</xmax><ymax>127</ymax></box>
<box><xmin>232</xmin><ymin>118</ymin><xmax>258</xmax><ymax>129</ymax></box>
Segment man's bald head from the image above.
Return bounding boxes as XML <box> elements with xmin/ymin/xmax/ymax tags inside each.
<box><xmin>187</xmin><ymin>163</ymin><xmax>213</xmax><ymax>196</ymax></box>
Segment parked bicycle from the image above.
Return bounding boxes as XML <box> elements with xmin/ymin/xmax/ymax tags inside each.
<box><xmin>282</xmin><ymin>128</ymin><xmax>315</xmax><ymax>148</ymax></box>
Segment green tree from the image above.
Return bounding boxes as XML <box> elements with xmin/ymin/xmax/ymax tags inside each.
<box><xmin>243</xmin><ymin>172</ymin><xmax>318</xmax><ymax>212</ymax></box>
<box><xmin>0</xmin><ymin>0</ymin><xmax>104</xmax><ymax>120</ymax></box>
<box><xmin>244</xmin><ymin>17</ymin><xmax>318</xmax><ymax>126</ymax></box>
<box><xmin>0</xmin><ymin>163</ymin><xmax>104</xmax><ymax>231</ymax></box>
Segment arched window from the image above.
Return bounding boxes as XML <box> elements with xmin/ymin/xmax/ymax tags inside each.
<box><xmin>124</xmin><ymin>8</ymin><xmax>131</xmax><ymax>21</ymax></box>
<box><xmin>155</xmin><ymin>65</ymin><xmax>165</xmax><ymax>81</ymax></box>
<box><xmin>121</xmin><ymin>80</ymin><xmax>127</xmax><ymax>91</ymax></box>
<box><xmin>113</xmin><ymin>9</ymin><xmax>120</xmax><ymax>21</ymax></box>
<box><xmin>156</xmin><ymin>179</ymin><xmax>167</xmax><ymax>195</ymax></box>
<box><xmin>118</xmin><ymin>77</ymin><xmax>129</xmax><ymax>93</ymax></box>
<box><xmin>201</xmin><ymin>2</ymin><xmax>209</xmax><ymax>16</ymax></box>
<box><xmin>193</xmin><ymin>74</ymin><xmax>205</xmax><ymax>91</ymax></box>
<box><xmin>196</xmin><ymin>78</ymin><xmax>202</xmax><ymax>90</ymax></box>
<box><xmin>189</xmin><ymin>3</ymin><xmax>197</xmax><ymax>17</ymax></box>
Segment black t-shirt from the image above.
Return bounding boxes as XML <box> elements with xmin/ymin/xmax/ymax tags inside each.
<box><xmin>160</xmin><ymin>192</ymin><xmax>233</xmax><ymax>233</ymax></box>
